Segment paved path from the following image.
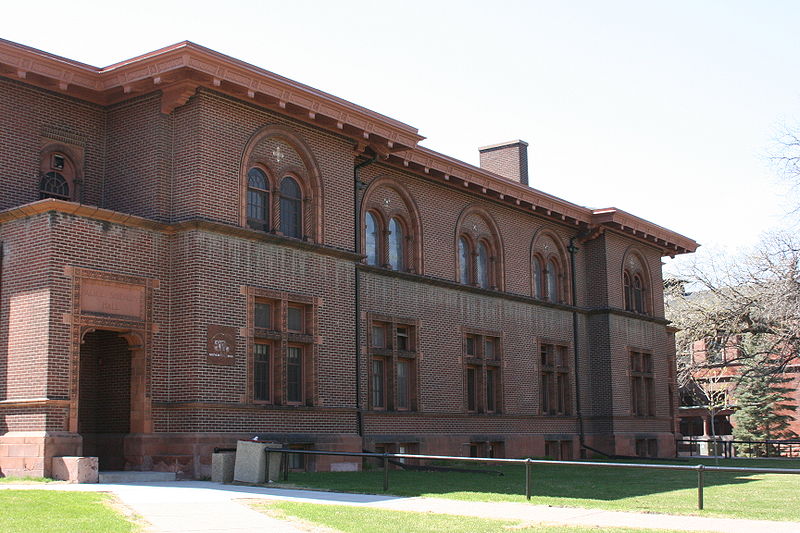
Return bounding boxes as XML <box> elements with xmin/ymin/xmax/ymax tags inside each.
<box><xmin>2</xmin><ymin>480</ymin><xmax>799</xmax><ymax>533</ymax></box>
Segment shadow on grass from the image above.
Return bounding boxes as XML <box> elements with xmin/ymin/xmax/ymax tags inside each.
<box><xmin>282</xmin><ymin>458</ymin><xmax>789</xmax><ymax>502</ymax></box>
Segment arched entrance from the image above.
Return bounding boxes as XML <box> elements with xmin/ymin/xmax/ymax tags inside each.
<box><xmin>78</xmin><ymin>330</ymin><xmax>133</xmax><ymax>470</ymax></box>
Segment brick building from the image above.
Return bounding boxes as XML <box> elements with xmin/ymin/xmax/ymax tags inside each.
<box><xmin>0</xmin><ymin>39</ymin><xmax>697</xmax><ymax>478</ymax></box>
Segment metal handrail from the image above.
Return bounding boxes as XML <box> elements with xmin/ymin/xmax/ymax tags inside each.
<box><xmin>261</xmin><ymin>447</ymin><xmax>800</xmax><ymax>510</ymax></box>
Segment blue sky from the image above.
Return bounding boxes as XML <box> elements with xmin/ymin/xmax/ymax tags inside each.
<box><xmin>3</xmin><ymin>1</ymin><xmax>798</xmax><ymax>272</ymax></box>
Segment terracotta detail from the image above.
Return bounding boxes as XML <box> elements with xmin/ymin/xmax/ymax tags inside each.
<box><xmin>160</xmin><ymin>81</ymin><xmax>200</xmax><ymax>114</ymax></box>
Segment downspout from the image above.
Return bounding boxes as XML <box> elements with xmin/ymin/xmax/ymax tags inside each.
<box><xmin>354</xmin><ymin>155</ymin><xmax>377</xmax><ymax>437</ymax></box>
<box><xmin>568</xmin><ymin>237</ymin><xmax>608</xmax><ymax>458</ymax></box>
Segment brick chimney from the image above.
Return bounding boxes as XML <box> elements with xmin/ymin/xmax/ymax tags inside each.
<box><xmin>478</xmin><ymin>140</ymin><xmax>529</xmax><ymax>186</ymax></box>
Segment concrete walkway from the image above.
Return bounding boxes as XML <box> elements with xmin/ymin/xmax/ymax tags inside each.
<box><xmin>2</xmin><ymin>480</ymin><xmax>799</xmax><ymax>533</ymax></box>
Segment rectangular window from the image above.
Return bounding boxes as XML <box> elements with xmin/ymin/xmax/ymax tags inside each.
<box><xmin>253</xmin><ymin>343</ymin><xmax>270</xmax><ymax>402</ymax></box>
<box><xmin>255</xmin><ymin>302</ymin><xmax>272</xmax><ymax>329</ymax></box>
<box><xmin>397</xmin><ymin>359</ymin><xmax>410</xmax><ymax>410</ymax></box>
<box><xmin>541</xmin><ymin>343</ymin><xmax>570</xmax><ymax>415</ymax></box>
<box><xmin>287</xmin><ymin>305</ymin><xmax>304</xmax><ymax>332</ymax></box>
<box><xmin>466</xmin><ymin>335</ymin><xmax>477</xmax><ymax>356</ymax></box>
<box><xmin>286</xmin><ymin>346</ymin><xmax>303</xmax><ymax>404</ymax></box>
<box><xmin>463</xmin><ymin>330</ymin><xmax>502</xmax><ymax>413</ymax></box>
<box><xmin>249</xmin><ymin>289</ymin><xmax>316</xmax><ymax>407</ymax></box>
<box><xmin>486</xmin><ymin>368</ymin><xmax>496</xmax><ymax>413</ymax></box>
<box><xmin>466</xmin><ymin>366</ymin><xmax>478</xmax><ymax>412</ymax></box>
<box><xmin>368</xmin><ymin>316</ymin><xmax>418</xmax><ymax>411</ymax></box>
<box><xmin>396</xmin><ymin>326</ymin><xmax>409</xmax><ymax>351</ymax></box>
<box><xmin>631</xmin><ymin>351</ymin><xmax>655</xmax><ymax>416</ymax></box>
<box><xmin>484</xmin><ymin>338</ymin><xmax>496</xmax><ymax>360</ymax></box>
<box><xmin>371</xmin><ymin>324</ymin><xmax>386</xmax><ymax>348</ymax></box>
<box><xmin>371</xmin><ymin>358</ymin><xmax>386</xmax><ymax>409</ymax></box>
<box><xmin>545</xmin><ymin>440</ymin><xmax>573</xmax><ymax>460</ymax></box>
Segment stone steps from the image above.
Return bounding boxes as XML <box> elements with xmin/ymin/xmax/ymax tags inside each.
<box><xmin>98</xmin><ymin>471</ymin><xmax>177</xmax><ymax>483</ymax></box>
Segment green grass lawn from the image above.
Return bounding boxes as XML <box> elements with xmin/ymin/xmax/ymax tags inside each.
<box><xmin>256</xmin><ymin>501</ymin><xmax>695</xmax><ymax>533</ymax></box>
<box><xmin>0</xmin><ymin>476</ymin><xmax>53</xmax><ymax>483</ymax></box>
<box><xmin>0</xmin><ymin>490</ymin><xmax>138</xmax><ymax>532</ymax></box>
<box><xmin>275</xmin><ymin>458</ymin><xmax>800</xmax><ymax>522</ymax></box>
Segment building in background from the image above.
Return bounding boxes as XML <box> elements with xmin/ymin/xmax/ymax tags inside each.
<box><xmin>0</xmin><ymin>39</ymin><xmax>697</xmax><ymax>478</ymax></box>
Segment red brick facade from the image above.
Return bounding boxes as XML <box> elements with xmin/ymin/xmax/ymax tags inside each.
<box><xmin>0</xmin><ymin>39</ymin><xmax>697</xmax><ymax>478</ymax></box>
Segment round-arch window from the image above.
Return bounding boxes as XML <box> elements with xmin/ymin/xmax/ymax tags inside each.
<box><xmin>280</xmin><ymin>177</ymin><xmax>302</xmax><ymax>238</ymax></box>
<box><xmin>365</xmin><ymin>212</ymin><xmax>380</xmax><ymax>266</ymax></box>
<box><xmin>458</xmin><ymin>237</ymin><xmax>471</xmax><ymax>285</ymax></box>
<box><xmin>477</xmin><ymin>241</ymin><xmax>490</xmax><ymax>289</ymax></box>
<box><xmin>40</xmin><ymin>172</ymin><xmax>70</xmax><ymax>200</ymax></box>
<box><xmin>388</xmin><ymin>217</ymin><xmax>405</xmax><ymax>271</ymax></box>
<box><xmin>247</xmin><ymin>168</ymin><xmax>269</xmax><ymax>230</ymax></box>
<box><xmin>546</xmin><ymin>259</ymin><xmax>559</xmax><ymax>303</ymax></box>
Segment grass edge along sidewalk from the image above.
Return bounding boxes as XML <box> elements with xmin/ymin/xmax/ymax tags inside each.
<box><xmin>0</xmin><ymin>489</ymin><xmax>139</xmax><ymax>533</ymax></box>
<box><xmin>253</xmin><ymin>500</ymin><xmax>711</xmax><ymax>533</ymax></box>
<box><xmin>270</xmin><ymin>454</ymin><xmax>800</xmax><ymax>522</ymax></box>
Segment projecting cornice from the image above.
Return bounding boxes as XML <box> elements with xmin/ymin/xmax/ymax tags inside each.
<box><xmin>0</xmin><ymin>38</ymin><xmax>424</xmax><ymax>154</ymax></box>
<box><xmin>0</xmin><ymin>39</ymin><xmax>697</xmax><ymax>256</ymax></box>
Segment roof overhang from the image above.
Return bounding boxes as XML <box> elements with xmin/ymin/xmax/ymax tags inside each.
<box><xmin>0</xmin><ymin>38</ymin><xmax>424</xmax><ymax>154</ymax></box>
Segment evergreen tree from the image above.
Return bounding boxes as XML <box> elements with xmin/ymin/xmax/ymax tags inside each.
<box><xmin>733</xmin><ymin>355</ymin><xmax>797</xmax><ymax>456</ymax></box>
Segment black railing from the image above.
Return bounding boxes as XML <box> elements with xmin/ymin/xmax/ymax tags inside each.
<box><xmin>260</xmin><ymin>448</ymin><xmax>800</xmax><ymax>510</ymax></box>
<box><xmin>677</xmin><ymin>437</ymin><xmax>800</xmax><ymax>458</ymax></box>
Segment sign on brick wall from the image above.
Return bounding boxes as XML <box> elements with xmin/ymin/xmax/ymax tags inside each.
<box><xmin>207</xmin><ymin>325</ymin><xmax>237</xmax><ymax>366</ymax></box>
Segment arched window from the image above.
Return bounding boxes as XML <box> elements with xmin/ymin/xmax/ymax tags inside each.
<box><xmin>280</xmin><ymin>176</ymin><xmax>303</xmax><ymax>238</ymax></box>
<box><xmin>458</xmin><ymin>237</ymin><xmax>472</xmax><ymax>285</ymax></box>
<box><xmin>39</xmin><ymin>151</ymin><xmax>76</xmax><ymax>201</ymax></box>
<box><xmin>40</xmin><ymin>172</ymin><xmax>70</xmax><ymax>200</ymax></box>
<box><xmin>623</xmin><ymin>272</ymin><xmax>633</xmax><ymax>311</ymax></box>
<box><xmin>532</xmin><ymin>256</ymin><xmax>544</xmax><ymax>299</ymax></box>
<box><xmin>476</xmin><ymin>241</ymin><xmax>490</xmax><ymax>289</ymax></box>
<box><xmin>388</xmin><ymin>217</ymin><xmax>405</xmax><ymax>271</ymax></box>
<box><xmin>546</xmin><ymin>258</ymin><xmax>559</xmax><ymax>303</ymax></box>
<box><xmin>247</xmin><ymin>168</ymin><xmax>270</xmax><ymax>231</ymax></box>
<box><xmin>622</xmin><ymin>250</ymin><xmax>650</xmax><ymax>315</ymax></box>
<box><xmin>365</xmin><ymin>212</ymin><xmax>380</xmax><ymax>266</ymax></box>
<box><xmin>633</xmin><ymin>275</ymin><xmax>644</xmax><ymax>314</ymax></box>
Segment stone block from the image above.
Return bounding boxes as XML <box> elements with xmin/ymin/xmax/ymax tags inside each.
<box><xmin>233</xmin><ymin>440</ymin><xmax>281</xmax><ymax>483</ymax></box>
<box><xmin>51</xmin><ymin>457</ymin><xmax>98</xmax><ymax>483</ymax></box>
<box><xmin>211</xmin><ymin>451</ymin><xmax>235</xmax><ymax>483</ymax></box>
<box><xmin>330</xmin><ymin>461</ymin><xmax>359</xmax><ymax>472</ymax></box>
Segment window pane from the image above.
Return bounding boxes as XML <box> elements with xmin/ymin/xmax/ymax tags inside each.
<box><xmin>388</xmin><ymin>218</ymin><xmax>404</xmax><ymax>271</ymax></box>
<box><xmin>533</xmin><ymin>257</ymin><xmax>543</xmax><ymax>299</ymax></box>
<box><xmin>546</xmin><ymin>259</ymin><xmax>558</xmax><ymax>303</ymax></box>
<box><xmin>397</xmin><ymin>360</ymin><xmax>409</xmax><ymax>409</ymax></box>
<box><xmin>541</xmin><ymin>372</ymin><xmax>551</xmax><ymax>414</ymax></box>
<box><xmin>467</xmin><ymin>367</ymin><xmax>477</xmax><ymax>411</ymax></box>
<box><xmin>255</xmin><ymin>302</ymin><xmax>271</xmax><ymax>329</ymax></box>
<box><xmin>477</xmin><ymin>242</ymin><xmax>489</xmax><ymax>288</ymax></box>
<box><xmin>466</xmin><ymin>336</ymin><xmax>476</xmax><ymax>356</ymax></box>
<box><xmin>287</xmin><ymin>306</ymin><xmax>303</xmax><ymax>332</ymax></box>
<box><xmin>365</xmin><ymin>212</ymin><xmax>379</xmax><ymax>266</ymax></box>
<box><xmin>280</xmin><ymin>177</ymin><xmax>302</xmax><ymax>238</ymax></box>
<box><xmin>396</xmin><ymin>326</ymin><xmax>409</xmax><ymax>351</ymax></box>
<box><xmin>486</xmin><ymin>369</ymin><xmax>495</xmax><ymax>412</ymax></box>
<box><xmin>459</xmin><ymin>237</ymin><xmax>471</xmax><ymax>284</ymax></box>
<box><xmin>287</xmin><ymin>347</ymin><xmax>302</xmax><ymax>403</ymax></box>
<box><xmin>623</xmin><ymin>272</ymin><xmax>632</xmax><ymax>311</ymax></box>
<box><xmin>633</xmin><ymin>276</ymin><xmax>644</xmax><ymax>313</ymax></box>
<box><xmin>254</xmin><ymin>343</ymin><xmax>270</xmax><ymax>401</ymax></box>
<box><xmin>248</xmin><ymin>168</ymin><xmax>267</xmax><ymax>189</ymax></box>
<box><xmin>371</xmin><ymin>325</ymin><xmax>385</xmax><ymax>348</ymax></box>
<box><xmin>371</xmin><ymin>358</ymin><xmax>385</xmax><ymax>408</ymax></box>
<box><xmin>40</xmin><ymin>171</ymin><xmax>69</xmax><ymax>200</ymax></box>
<box><xmin>484</xmin><ymin>338</ymin><xmax>495</xmax><ymax>359</ymax></box>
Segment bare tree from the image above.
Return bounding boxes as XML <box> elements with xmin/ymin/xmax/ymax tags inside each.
<box><xmin>666</xmin><ymin>232</ymin><xmax>800</xmax><ymax>453</ymax></box>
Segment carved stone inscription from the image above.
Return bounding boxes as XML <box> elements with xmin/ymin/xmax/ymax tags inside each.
<box><xmin>80</xmin><ymin>279</ymin><xmax>145</xmax><ymax>319</ymax></box>
<box><xmin>207</xmin><ymin>325</ymin><xmax>237</xmax><ymax>366</ymax></box>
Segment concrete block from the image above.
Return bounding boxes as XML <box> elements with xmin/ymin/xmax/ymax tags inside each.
<box><xmin>51</xmin><ymin>457</ymin><xmax>98</xmax><ymax>483</ymax></box>
<box><xmin>211</xmin><ymin>451</ymin><xmax>235</xmax><ymax>483</ymax></box>
<box><xmin>330</xmin><ymin>461</ymin><xmax>359</xmax><ymax>472</ymax></box>
<box><xmin>233</xmin><ymin>440</ymin><xmax>281</xmax><ymax>483</ymax></box>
